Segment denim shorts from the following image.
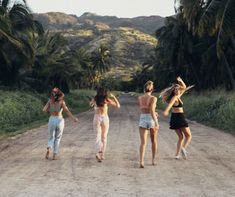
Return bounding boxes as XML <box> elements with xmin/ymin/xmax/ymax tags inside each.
<box><xmin>139</xmin><ymin>114</ymin><xmax>157</xmax><ymax>129</ymax></box>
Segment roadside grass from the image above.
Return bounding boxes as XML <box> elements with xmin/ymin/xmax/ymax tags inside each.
<box><xmin>1</xmin><ymin>89</ymin><xmax>234</xmax><ymax>137</ymax></box>
<box><xmin>0</xmin><ymin>89</ymin><xmax>95</xmax><ymax>138</ymax></box>
<box><xmin>156</xmin><ymin>90</ymin><xmax>235</xmax><ymax>135</ymax></box>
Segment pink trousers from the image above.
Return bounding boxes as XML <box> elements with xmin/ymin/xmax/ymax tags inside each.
<box><xmin>93</xmin><ymin>114</ymin><xmax>109</xmax><ymax>155</ymax></box>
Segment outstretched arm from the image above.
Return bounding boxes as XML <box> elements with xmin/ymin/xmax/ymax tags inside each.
<box><xmin>62</xmin><ymin>101</ymin><xmax>78</xmax><ymax>122</ymax></box>
<box><xmin>42</xmin><ymin>100</ymin><xmax>50</xmax><ymax>113</ymax></box>
<box><xmin>163</xmin><ymin>96</ymin><xmax>178</xmax><ymax>117</ymax></box>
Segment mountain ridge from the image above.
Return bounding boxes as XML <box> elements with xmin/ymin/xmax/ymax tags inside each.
<box><xmin>33</xmin><ymin>12</ymin><xmax>164</xmax><ymax>80</ymax></box>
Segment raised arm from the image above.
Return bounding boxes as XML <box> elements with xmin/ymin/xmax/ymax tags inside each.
<box><xmin>42</xmin><ymin>100</ymin><xmax>50</xmax><ymax>113</ymax></box>
<box><xmin>107</xmin><ymin>93</ymin><xmax>120</xmax><ymax>108</ymax></box>
<box><xmin>61</xmin><ymin>101</ymin><xmax>78</xmax><ymax>122</ymax></box>
<box><xmin>163</xmin><ymin>96</ymin><xmax>178</xmax><ymax>117</ymax></box>
<box><xmin>177</xmin><ymin>76</ymin><xmax>186</xmax><ymax>89</ymax></box>
<box><xmin>176</xmin><ymin>76</ymin><xmax>188</xmax><ymax>98</ymax></box>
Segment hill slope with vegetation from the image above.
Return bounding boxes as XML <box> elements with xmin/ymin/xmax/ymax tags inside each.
<box><xmin>33</xmin><ymin>12</ymin><xmax>161</xmax><ymax>81</ymax></box>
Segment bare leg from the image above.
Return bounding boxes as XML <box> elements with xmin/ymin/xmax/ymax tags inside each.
<box><xmin>100</xmin><ymin>120</ymin><xmax>109</xmax><ymax>160</ymax></box>
<box><xmin>139</xmin><ymin>127</ymin><xmax>148</xmax><ymax>168</ymax></box>
<box><xmin>175</xmin><ymin>129</ymin><xmax>184</xmax><ymax>157</ymax></box>
<box><xmin>181</xmin><ymin>127</ymin><xmax>192</xmax><ymax>149</ymax></box>
<box><xmin>150</xmin><ymin>127</ymin><xmax>158</xmax><ymax>165</ymax></box>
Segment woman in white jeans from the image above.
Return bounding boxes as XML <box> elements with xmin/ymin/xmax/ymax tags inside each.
<box><xmin>43</xmin><ymin>88</ymin><xmax>78</xmax><ymax>160</ymax></box>
<box><xmin>90</xmin><ymin>88</ymin><xmax>120</xmax><ymax>162</ymax></box>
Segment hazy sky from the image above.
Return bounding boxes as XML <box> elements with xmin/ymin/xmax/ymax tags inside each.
<box><xmin>25</xmin><ymin>0</ymin><xmax>175</xmax><ymax>18</ymax></box>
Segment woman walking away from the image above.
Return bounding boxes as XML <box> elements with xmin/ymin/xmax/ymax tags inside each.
<box><xmin>160</xmin><ymin>77</ymin><xmax>193</xmax><ymax>160</ymax></box>
<box><xmin>138</xmin><ymin>81</ymin><xmax>159</xmax><ymax>168</ymax></box>
<box><xmin>90</xmin><ymin>88</ymin><xmax>120</xmax><ymax>162</ymax></box>
<box><xmin>43</xmin><ymin>87</ymin><xmax>78</xmax><ymax>160</ymax></box>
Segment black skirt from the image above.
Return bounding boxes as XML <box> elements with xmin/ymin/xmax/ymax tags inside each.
<box><xmin>170</xmin><ymin>113</ymin><xmax>188</xmax><ymax>130</ymax></box>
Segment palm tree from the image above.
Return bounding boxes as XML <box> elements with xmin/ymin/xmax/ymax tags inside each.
<box><xmin>22</xmin><ymin>32</ymin><xmax>75</xmax><ymax>93</ymax></box>
<box><xmin>0</xmin><ymin>0</ymin><xmax>43</xmax><ymax>86</ymax></box>
<box><xmin>200</xmin><ymin>0</ymin><xmax>235</xmax><ymax>89</ymax></box>
<box><xmin>91</xmin><ymin>44</ymin><xmax>111</xmax><ymax>74</ymax></box>
<box><xmin>154</xmin><ymin>15</ymin><xmax>200</xmax><ymax>88</ymax></box>
<box><xmin>176</xmin><ymin>0</ymin><xmax>235</xmax><ymax>89</ymax></box>
<box><xmin>67</xmin><ymin>48</ymin><xmax>95</xmax><ymax>88</ymax></box>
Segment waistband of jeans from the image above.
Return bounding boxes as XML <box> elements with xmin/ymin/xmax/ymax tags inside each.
<box><xmin>140</xmin><ymin>113</ymin><xmax>151</xmax><ymax>116</ymax></box>
<box><xmin>50</xmin><ymin>115</ymin><xmax>63</xmax><ymax>118</ymax></box>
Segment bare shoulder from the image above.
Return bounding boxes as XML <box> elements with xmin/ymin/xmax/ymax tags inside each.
<box><xmin>151</xmin><ymin>96</ymin><xmax>157</xmax><ymax>102</ymax></box>
<box><xmin>61</xmin><ymin>100</ymin><xmax>66</xmax><ymax>106</ymax></box>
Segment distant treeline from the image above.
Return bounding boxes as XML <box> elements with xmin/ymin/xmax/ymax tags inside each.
<box><xmin>129</xmin><ymin>0</ymin><xmax>235</xmax><ymax>92</ymax></box>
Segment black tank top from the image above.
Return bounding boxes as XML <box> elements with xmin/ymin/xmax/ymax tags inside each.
<box><xmin>173</xmin><ymin>101</ymin><xmax>183</xmax><ymax>108</ymax></box>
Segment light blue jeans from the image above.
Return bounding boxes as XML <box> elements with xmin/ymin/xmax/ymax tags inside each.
<box><xmin>47</xmin><ymin>116</ymin><xmax>64</xmax><ymax>154</ymax></box>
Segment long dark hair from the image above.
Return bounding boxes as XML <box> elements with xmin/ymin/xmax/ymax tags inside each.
<box><xmin>94</xmin><ymin>88</ymin><xmax>108</xmax><ymax>107</ymax></box>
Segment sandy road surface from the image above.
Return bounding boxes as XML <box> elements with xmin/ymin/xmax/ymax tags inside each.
<box><xmin>0</xmin><ymin>95</ymin><xmax>235</xmax><ymax>197</ymax></box>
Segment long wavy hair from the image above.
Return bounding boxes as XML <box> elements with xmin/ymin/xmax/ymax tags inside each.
<box><xmin>159</xmin><ymin>83</ymin><xmax>194</xmax><ymax>103</ymax></box>
<box><xmin>50</xmin><ymin>87</ymin><xmax>64</xmax><ymax>102</ymax></box>
<box><xmin>94</xmin><ymin>88</ymin><xmax>108</xmax><ymax>107</ymax></box>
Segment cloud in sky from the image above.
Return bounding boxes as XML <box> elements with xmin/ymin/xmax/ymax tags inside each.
<box><xmin>25</xmin><ymin>0</ymin><xmax>175</xmax><ymax>18</ymax></box>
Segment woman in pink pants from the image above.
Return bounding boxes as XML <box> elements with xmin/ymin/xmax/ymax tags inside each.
<box><xmin>90</xmin><ymin>88</ymin><xmax>120</xmax><ymax>162</ymax></box>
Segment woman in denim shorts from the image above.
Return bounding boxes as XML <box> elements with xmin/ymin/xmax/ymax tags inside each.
<box><xmin>138</xmin><ymin>81</ymin><xmax>159</xmax><ymax>168</ymax></box>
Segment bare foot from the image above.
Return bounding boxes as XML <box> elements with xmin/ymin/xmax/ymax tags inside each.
<box><xmin>45</xmin><ymin>148</ymin><xmax>50</xmax><ymax>159</ymax></box>
<box><xmin>52</xmin><ymin>153</ymin><xmax>59</xmax><ymax>160</ymax></box>
<box><xmin>140</xmin><ymin>162</ymin><xmax>144</xmax><ymax>168</ymax></box>
<box><xmin>140</xmin><ymin>164</ymin><xmax>144</xmax><ymax>168</ymax></box>
<box><xmin>101</xmin><ymin>153</ymin><xmax>105</xmax><ymax>160</ymax></box>
<box><xmin>96</xmin><ymin>153</ymin><xmax>102</xmax><ymax>162</ymax></box>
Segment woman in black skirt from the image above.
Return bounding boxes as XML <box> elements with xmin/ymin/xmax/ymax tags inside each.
<box><xmin>160</xmin><ymin>77</ymin><xmax>193</xmax><ymax>159</ymax></box>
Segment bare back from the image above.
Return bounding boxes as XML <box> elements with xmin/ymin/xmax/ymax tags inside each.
<box><xmin>94</xmin><ymin>103</ymin><xmax>108</xmax><ymax>115</ymax></box>
<box><xmin>138</xmin><ymin>95</ymin><xmax>154</xmax><ymax>113</ymax></box>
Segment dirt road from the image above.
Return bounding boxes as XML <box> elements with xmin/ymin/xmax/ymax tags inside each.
<box><xmin>0</xmin><ymin>95</ymin><xmax>234</xmax><ymax>197</ymax></box>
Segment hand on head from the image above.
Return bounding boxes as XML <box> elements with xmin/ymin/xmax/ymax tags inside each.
<box><xmin>109</xmin><ymin>93</ymin><xmax>115</xmax><ymax>98</ymax></box>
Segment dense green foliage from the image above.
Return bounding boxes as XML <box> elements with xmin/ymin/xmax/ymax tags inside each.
<box><xmin>158</xmin><ymin>91</ymin><xmax>235</xmax><ymax>134</ymax></box>
<box><xmin>0</xmin><ymin>90</ymin><xmax>47</xmax><ymax>133</ymax></box>
<box><xmin>0</xmin><ymin>1</ymin><xmax>111</xmax><ymax>93</ymax></box>
<box><xmin>0</xmin><ymin>89</ymin><xmax>94</xmax><ymax>135</ymax></box>
<box><xmin>130</xmin><ymin>0</ymin><xmax>235</xmax><ymax>92</ymax></box>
